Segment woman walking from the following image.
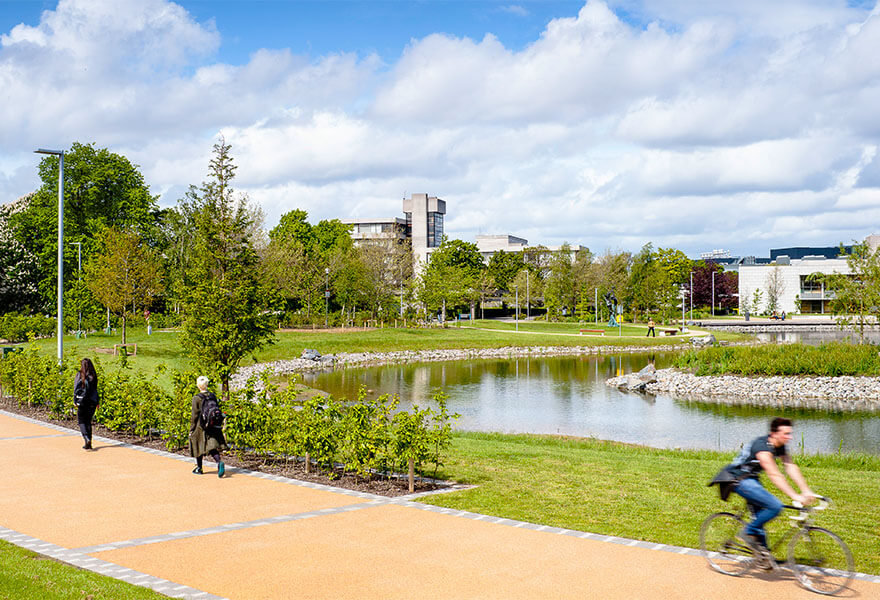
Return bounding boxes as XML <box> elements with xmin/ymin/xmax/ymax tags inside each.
<box><xmin>189</xmin><ymin>375</ymin><xmax>227</xmax><ymax>477</ymax></box>
<box><xmin>73</xmin><ymin>358</ymin><xmax>99</xmax><ymax>450</ymax></box>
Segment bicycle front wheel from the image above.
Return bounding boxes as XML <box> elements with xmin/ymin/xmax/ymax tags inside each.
<box><xmin>699</xmin><ymin>512</ymin><xmax>753</xmax><ymax>576</ymax></box>
<box><xmin>787</xmin><ymin>526</ymin><xmax>854</xmax><ymax>595</ymax></box>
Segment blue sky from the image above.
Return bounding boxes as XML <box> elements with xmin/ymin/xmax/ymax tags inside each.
<box><xmin>2</xmin><ymin>0</ymin><xmax>880</xmax><ymax>257</ymax></box>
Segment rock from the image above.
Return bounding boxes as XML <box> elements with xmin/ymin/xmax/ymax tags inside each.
<box><xmin>626</xmin><ymin>375</ymin><xmax>647</xmax><ymax>392</ymax></box>
<box><xmin>636</xmin><ymin>363</ymin><xmax>657</xmax><ymax>383</ymax></box>
<box><xmin>691</xmin><ymin>334</ymin><xmax>716</xmax><ymax>347</ymax></box>
<box><xmin>301</xmin><ymin>348</ymin><xmax>321</xmax><ymax>361</ymax></box>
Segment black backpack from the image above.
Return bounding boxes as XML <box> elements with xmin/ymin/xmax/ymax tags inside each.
<box><xmin>199</xmin><ymin>392</ymin><xmax>225</xmax><ymax>429</ymax></box>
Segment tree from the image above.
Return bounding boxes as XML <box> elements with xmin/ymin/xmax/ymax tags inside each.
<box><xmin>180</xmin><ymin>138</ymin><xmax>276</xmax><ymax>399</ymax></box>
<box><xmin>84</xmin><ymin>228</ymin><xmax>164</xmax><ymax>344</ymax></box>
<box><xmin>418</xmin><ymin>238</ymin><xmax>484</xmax><ymax>319</ymax></box>
<box><xmin>9</xmin><ymin>143</ymin><xmax>160</xmax><ymax>309</ymax></box>
<box><xmin>0</xmin><ymin>199</ymin><xmax>41</xmax><ymax>312</ymax></box>
<box><xmin>819</xmin><ymin>242</ymin><xmax>880</xmax><ymax>342</ymax></box>
<box><xmin>486</xmin><ymin>251</ymin><xmax>525</xmax><ymax>293</ymax></box>
<box><xmin>765</xmin><ymin>265</ymin><xmax>786</xmax><ymax>314</ymax></box>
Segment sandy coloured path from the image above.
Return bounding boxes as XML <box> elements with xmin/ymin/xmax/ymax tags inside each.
<box><xmin>1</xmin><ymin>410</ymin><xmax>876</xmax><ymax>600</ymax></box>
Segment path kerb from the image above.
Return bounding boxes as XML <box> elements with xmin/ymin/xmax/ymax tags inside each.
<box><xmin>1</xmin><ymin>410</ymin><xmax>877</xmax><ymax>600</ymax></box>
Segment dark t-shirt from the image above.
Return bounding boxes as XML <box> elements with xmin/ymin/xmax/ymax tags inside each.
<box><xmin>729</xmin><ymin>435</ymin><xmax>787</xmax><ymax>479</ymax></box>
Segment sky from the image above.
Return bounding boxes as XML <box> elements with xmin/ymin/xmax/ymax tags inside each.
<box><xmin>2</xmin><ymin>0</ymin><xmax>880</xmax><ymax>258</ymax></box>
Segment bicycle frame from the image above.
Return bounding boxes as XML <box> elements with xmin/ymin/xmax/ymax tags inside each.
<box><xmin>728</xmin><ymin>497</ymin><xmax>824</xmax><ymax>556</ymax></box>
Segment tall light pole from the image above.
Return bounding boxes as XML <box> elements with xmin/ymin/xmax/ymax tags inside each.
<box><xmin>514</xmin><ymin>284</ymin><xmax>519</xmax><ymax>332</ymax></box>
<box><xmin>324</xmin><ymin>267</ymin><xmax>330</xmax><ymax>328</ymax></box>
<box><xmin>689</xmin><ymin>271</ymin><xmax>693</xmax><ymax>322</ymax></box>
<box><xmin>711</xmin><ymin>271</ymin><xmax>716</xmax><ymax>317</ymax></box>
<box><xmin>526</xmin><ymin>270</ymin><xmax>529</xmax><ymax>320</ymax></box>
<box><xmin>35</xmin><ymin>148</ymin><xmax>64</xmax><ymax>365</ymax></box>
<box><xmin>70</xmin><ymin>241</ymin><xmax>82</xmax><ymax>332</ymax></box>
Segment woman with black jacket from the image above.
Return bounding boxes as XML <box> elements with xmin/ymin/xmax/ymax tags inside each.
<box><xmin>73</xmin><ymin>358</ymin><xmax>99</xmax><ymax>450</ymax></box>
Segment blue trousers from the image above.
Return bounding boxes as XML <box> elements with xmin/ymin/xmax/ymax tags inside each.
<box><xmin>733</xmin><ymin>477</ymin><xmax>782</xmax><ymax>545</ymax></box>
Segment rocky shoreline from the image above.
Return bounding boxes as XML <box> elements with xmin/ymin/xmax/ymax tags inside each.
<box><xmin>607</xmin><ymin>367</ymin><xmax>880</xmax><ymax>412</ymax></box>
<box><xmin>231</xmin><ymin>343</ymin><xmax>687</xmax><ymax>389</ymax></box>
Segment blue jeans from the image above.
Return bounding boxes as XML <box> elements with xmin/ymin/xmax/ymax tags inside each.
<box><xmin>733</xmin><ymin>477</ymin><xmax>782</xmax><ymax>546</ymax></box>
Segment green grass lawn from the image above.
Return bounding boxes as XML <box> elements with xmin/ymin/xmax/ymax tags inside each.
<box><xmin>427</xmin><ymin>432</ymin><xmax>880</xmax><ymax>575</ymax></box>
<box><xmin>0</xmin><ymin>540</ymin><xmax>170</xmax><ymax>599</ymax></box>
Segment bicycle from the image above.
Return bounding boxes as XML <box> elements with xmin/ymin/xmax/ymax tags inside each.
<box><xmin>699</xmin><ymin>496</ymin><xmax>854</xmax><ymax>595</ymax></box>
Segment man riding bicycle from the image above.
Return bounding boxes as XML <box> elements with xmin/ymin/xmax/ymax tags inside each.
<box><xmin>726</xmin><ymin>417</ymin><xmax>815</xmax><ymax>553</ymax></box>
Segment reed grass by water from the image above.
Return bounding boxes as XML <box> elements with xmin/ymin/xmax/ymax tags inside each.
<box><xmin>675</xmin><ymin>342</ymin><xmax>880</xmax><ymax>376</ymax></box>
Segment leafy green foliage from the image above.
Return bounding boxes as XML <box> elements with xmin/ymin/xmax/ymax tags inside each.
<box><xmin>85</xmin><ymin>227</ymin><xmax>164</xmax><ymax>344</ymax></box>
<box><xmin>180</xmin><ymin>138</ymin><xmax>276</xmax><ymax>398</ymax></box>
<box><xmin>0</xmin><ymin>313</ymin><xmax>54</xmax><ymax>343</ymax></box>
<box><xmin>9</xmin><ymin>143</ymin><xmax>160</xmax><ymax>310</ymax></box>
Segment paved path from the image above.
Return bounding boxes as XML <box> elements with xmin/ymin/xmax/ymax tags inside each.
<box><xmin>1</xmin><ymin>410</ymin><xmax>877</xmax><ymax>599</ymax></box>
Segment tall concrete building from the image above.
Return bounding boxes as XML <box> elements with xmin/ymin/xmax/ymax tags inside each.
<box><xmin>343</xmin><ymin>193</ymin><xmax>445</xmax><ymax>270</ymax></box>
<box><xmin>402</xmin><ymin>193</ymin><xmax>446</xmax><ymax>266</ymax></box>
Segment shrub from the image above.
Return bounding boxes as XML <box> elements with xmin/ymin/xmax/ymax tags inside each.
<box><xmin>0</xmin><ymin>313</ymin><xmax>55</xmax><ymax>343</ymax></box>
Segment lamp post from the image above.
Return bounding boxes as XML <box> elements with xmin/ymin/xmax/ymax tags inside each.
<box><xmin>35</xmin><ymin>148</ymin><xmax>64</xmax><ymax>366</ymax></box>
<box><xmin>514</xmin><ymin>285</ymin><xmax>519</xmax><ymax>332</ymax></box>
<box><xmin>324</xmin><ymin>267</ymin><xmax>330</xmax><ymax>328</ymax></box>
<box><xmin>711</xmin><ymin>271</ymin><xmax>716</xmax><ymax>317</ymax></box>
<box><xmin>70</xmin><ymin>241</ymin><xmax>82</xmax><ymax>332</ymax></box>
<box><xmin>689</xmin><ymin>271</ymin><xmax>693</xmax><ymax>322</ymax></box>
<box><xmin>526</xmin><ymin>270</ymin><xmax>529</xmax><ymax>320</ymax></box>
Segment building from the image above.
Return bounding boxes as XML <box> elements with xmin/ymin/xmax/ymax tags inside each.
<box><xmin>344</xmin><ymin>193</ymin><xmax>446</xmax><ymax>269</ymax></box>
<box><xmin>738</xmin><ymin>256</ymin><xmax>851</xmax><ymax>314</ymax></box>
<box><xmin>474</xmin><ymin>235</ymin><xmax>528</xmax><ymax>261</ymax></box>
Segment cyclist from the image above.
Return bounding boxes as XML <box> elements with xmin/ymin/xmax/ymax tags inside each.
<box><xmin>727</xmin><ymin>417</ymin><xmax>815</xmax><ymax>553</ymax></box>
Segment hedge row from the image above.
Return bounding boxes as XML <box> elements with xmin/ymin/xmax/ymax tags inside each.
<box><xmin>0</xmin><ymin>344</ymin><xmax>456</xmax><ymax>480</ymax></box>
<box><xmin>0</xmin><ymin>313</ymin><xmax>55</xmax><ymax>343</ymax></box>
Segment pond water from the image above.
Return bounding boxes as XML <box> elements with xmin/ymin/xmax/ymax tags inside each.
<box><xmin>303</xmin><ymin>352</ymin><xmax>880</xmax><ymax>455</ymax></box>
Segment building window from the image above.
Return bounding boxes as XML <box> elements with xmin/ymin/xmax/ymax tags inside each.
<box><xmin>427</xmin><ymin>212</ymin><xmax>443</xmax><ymax>247</ymax></box>
<box><xmin>404</xmin><ymin>212</ymin><xmax>412</xmax><ymax>239</ymax></box>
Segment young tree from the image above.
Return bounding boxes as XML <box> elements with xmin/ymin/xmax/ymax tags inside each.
<box><xmin>765</xmin><ymin>265</ymin><xmax>786</xmax><ymax>313</ymax></box>
<box><xmin>85</xmin><ymin>228</ymin><xmax>164</xmax><ymax>343</ymax></box>
<box><xmin>419</xmin><ymin>238</ymin><xmax>484</xmax><ymax>319</ymax></box>
<box><xmin>181</xmin><ymin>138</ymin><xmax>276</xmax><ymax>399</ymax></box>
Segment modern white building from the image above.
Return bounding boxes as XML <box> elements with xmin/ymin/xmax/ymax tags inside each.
<box><xmin>738</xmin><ymin>256</ymin><xmax>851</xmax><ymax>314</ymax></box>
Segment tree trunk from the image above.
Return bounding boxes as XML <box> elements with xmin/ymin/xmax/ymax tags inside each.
<box><xmin>305</xmin><ymin>452</ymin><xmax>311</xmax><ymax>473</ymax></box>
<box><xmin>122</xmin><ymin>314</ymin><xmax>127</xmax><ymax>344</ymax></box>
<box><xmin>408</xmin><ymin>457</ymin><xmax>415</xmax><ymax>493</ymax></box>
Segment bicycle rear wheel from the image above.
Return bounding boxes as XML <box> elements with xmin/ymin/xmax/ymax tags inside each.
<box><xmin>699</xmin><ymin>512</ymin><xmax>754</xmax><ymax>576</ymax></box>
<box><xmin>787</xmin><ymin>526</ymin><xmax>854</xmax><ymax>595</ymax></box>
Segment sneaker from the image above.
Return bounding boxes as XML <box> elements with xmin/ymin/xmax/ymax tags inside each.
<box><xmin>738</xmin><ymin>528</ymin><xmax>767</xmax><ymax>552</ymax></box>
<box><xmin>192</xmin><ymin>466</ymin><xmax>203</xmax><ymax>475</ymax></box>
<box><xmin>218</xmin><ymin>461</ymin><xmax>225</xmax><ymax>478</ymax></box>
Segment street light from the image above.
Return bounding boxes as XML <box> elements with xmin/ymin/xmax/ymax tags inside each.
<box><xmin>514</xmin><ymin>284</ymin><xmax>519</xmax><ymax>332</ymax></box>
<box><xmin>689</xmin><ymin>271</ymin><xmax>693</xmax><ymax>322</ymax></box>
<box><xmin>324</xmin><ymin>267</ymin><xmax>330</xmax><ymax>328</ymax></box>
<box><xmin>70</xmin><ymin>241</ymin><xmax>82</xmax><ymax>332</ymax></box>
<box><xmin>711</xmin><ymin>271</ymin><xmax>716</xmax><ymax>317</ymax></box>
<box><xmin>35</xmin><ymin>148</ymin><xmax>64</xmax><ymax>366</ymax></box>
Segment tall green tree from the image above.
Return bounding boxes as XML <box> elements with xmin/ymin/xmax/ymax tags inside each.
<box><xmin>84</xmin><ymin>227</ymin><xmax>164</xmax><ymax>344</ymax></box>
<box><xmin>487</xmin><ymin>250</ymin><xmax>525</xmax><ymax>293</ymax></box>
<box><xmin>419</xmin><ymin>238</ymin><xmax>484</xmax><ymax>319</ymax></box>
<box><xmin>180</xmin><ymin>138</ymin><xmax>276</xmax><ymax>398</ymax></box>
<box><xmin>10</xmin><ymin>143</ymin><xmax>160</xmax><ymax>309</ymax></box>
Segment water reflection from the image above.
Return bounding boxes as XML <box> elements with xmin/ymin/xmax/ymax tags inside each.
<box><xmin>757</xmin><ymin>330</ymin><xmax>880</xmax><ymax>345</ymax></box>
<box><xmin>303</xmin><ymin>354</ymin><xmax>880</xmax><ymax>455</ymax></box>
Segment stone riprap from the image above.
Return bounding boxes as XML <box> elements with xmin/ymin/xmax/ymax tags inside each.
<box><xmin>231</xmin><ymin>344</ymin><xmax>686</xmax><ymax>390</ymax></box>
<box><xmin>607</xmin><ymin>368</ymin><xmax>880</xmax><ymax>412</ymax></box>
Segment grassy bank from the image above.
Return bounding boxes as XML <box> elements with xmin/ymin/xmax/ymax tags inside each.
<box><xmin>428</xmin><ymin>432</ymin><xmax>880</xmax><ymax>574</ymax></box>
<box><xmin>0</xmin><ymin>540</ymin><xmax>169</xmax><ymax>599</ymax></box>
<box><xmin>676</xmin><ymin>342</ymin><xmax>880</xmax><ymax>376</ymax></box>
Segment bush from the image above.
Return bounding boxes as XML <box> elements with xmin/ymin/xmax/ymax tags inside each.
<box><xmin>0</xmin><ymin>313</ymin><xmax>55</xmax><ymax>343</ymax></box>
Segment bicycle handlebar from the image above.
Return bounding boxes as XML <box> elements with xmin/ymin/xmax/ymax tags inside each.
<box><xmin>786</xmin><ymin>495</ymin><xmax>830</xmax><ymax>512</ymax></box>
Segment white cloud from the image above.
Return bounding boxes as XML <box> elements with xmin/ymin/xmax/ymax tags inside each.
<box><xmin>2</xmin><ymin>0</ymin><xmax>880</xmax><ymax>257</ymax></box>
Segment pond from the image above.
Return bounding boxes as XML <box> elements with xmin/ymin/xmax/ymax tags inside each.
<box><xmin>303</xmin><ymin>353</ymin><xmax>880</xmax><ymax>455</ymax></box>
